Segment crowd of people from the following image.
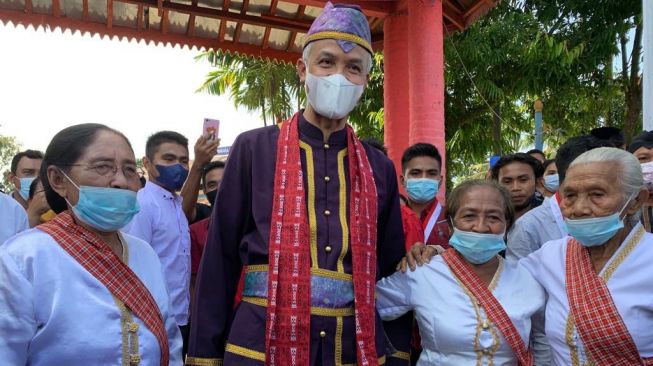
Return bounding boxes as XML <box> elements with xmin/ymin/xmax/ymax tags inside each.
<box><xmin>1</xmin><ymin>2</ymin><xmax>652</xmax><ymax>366</ymax></box>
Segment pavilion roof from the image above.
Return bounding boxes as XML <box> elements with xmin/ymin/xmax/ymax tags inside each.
<box><xmin>0</xmin><ymin>0</ymin><xmax>498</xmax><ymax>63</ymax></box>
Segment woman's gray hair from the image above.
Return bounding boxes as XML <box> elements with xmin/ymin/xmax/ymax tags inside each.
<box><xmin>569</xmin><ymin>147</ymin><xmax>643</xmax><ymax>224</ymax></box>
<box><xmin>303</xmin><ymin>42</ymin><xmax>373</xmax><ymax>73</ymax></box>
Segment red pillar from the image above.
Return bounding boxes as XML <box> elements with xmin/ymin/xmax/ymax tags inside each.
<box><xmin>383</xmin><ymin>12</ymin><xmax>410</xmax><ymax>180</ymax></box>
<box><xmin>407</xmin><ymin>0</ymin><xmax>446</xmax><ymax>198</ymax></box>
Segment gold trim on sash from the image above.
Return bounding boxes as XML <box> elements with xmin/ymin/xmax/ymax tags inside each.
<box><xmin>113</xmin><ymin>235</ymin><xmax>141</xmax><ymax>366</ymax></box>
<box><xmin>564</xmin><ymin>226</ymin><xmax>645</xmax><ymax>366</ymax></box>
<box><xmin>391</xmin><ymin>351</ymin><xmax>411</xmax><ymax>361</ymax></box>
<box><xmin>225</xmin><ymin>343</ymin><xmax>266</xmax><ymax>362</ymax></box>
<box><xmin>300</xmin><ymin>141</ymin><xmax>319</xmax><ymax>269</ymax></box>
<box><xmin>246</xmin><ymin>265</ymin><xmax>353</xmax><ymax>282</ymax></box>
<box><xmin>185</xmin><ymin>356</ymin><xmax>223</xmax><ymax>366</ymax></box>
<box><xmin>337</xmin><ymin>148</ymin><xmax>349</xmax><ymax>273</ymax></box>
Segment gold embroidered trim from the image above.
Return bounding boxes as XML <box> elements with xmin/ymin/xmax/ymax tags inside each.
<box><xmin>300</xmin><ymin>141</ymin><xmax>319</xmax><ymax>269</ymax></box>
<box><xmin>564</xmin><ymin>226</ymin><xmax>645</xmax><ymax>366</ymax></box>
<box><xmin>246</xmin><ymin>265</ymin><xmax>353</xmax><ymax>282</ymax></box>
<box><xmin>391</xmin><ymin>351</ymin><xmax>411</xmax><ymax>360</ymax></box>
<box><xmin>335</xmin><ymin>316</ymin><xmax>344</xmax><ymax>365</ymax></box>
<box><xmin>304</xmin><ymin>31</ymin><xmax>373</xmax><ymax>54</ymax></box>
<box><xmin>337</xmin><ymin>148</ymin><xmax>349</xmax><ymax>273</ymax></box>
<box><xmin>113</xmin><ymin>236</ymin><xmax>141</xmax><ymax>366</ymax></box>
<box><xmin>184</xmin><ymin>356</ymin><xmax>223</xmax><ymax>366</ymax></box>
<box><xmin>225</xmin><ymin>343</ymin><xmax>266</xmax><ymax>362</ymax></box>
<box><xmin>241</xmin><ymin>297</ymin><xmax>355</xmax><ymax>317</ymax></box>
<box><xmin>450</xmin><ymin>256</ymin><xmax>504</xmax><ymax>366</ymax></box>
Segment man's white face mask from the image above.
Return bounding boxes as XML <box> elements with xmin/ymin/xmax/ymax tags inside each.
<box><xmin>305</xmin><ymin>71</ymin><xmax>364</xmax><ymax>120</ymax></box>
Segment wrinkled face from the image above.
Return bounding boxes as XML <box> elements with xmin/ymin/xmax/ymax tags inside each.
<box><xmin>144</xmin><ymin>142</ymin><xmax>189</xmax><ymax>179</ymax></box>
<box><xmin>204</xmin><ymin>167</ymin><xmax>225</xmax><ymax>194</ymax></box>
<box><xmin>400</xmin><ymin>156</ymin><xmax>441</xmax><ymax>187</ymax></box>
<box><xmin>559</xmin><ymin>161</ymin><xmax>641</xmax><ymax>220</ymax></box>
<box><xmin>452</xmin><ymin>186</ymin><xmax>507</xmax><ymax>235</ymax></box>
<box><xmin>497</xmin><ymin>162</ymin><xmax>537</xmax><ymax>209</ymax></box>
<box><xmin>11</xmin><ymin>156</ymin><xmax>42</xmax><ymax>191</ymax></box>
<box><xmin>297</xmin><ymin>39</ymin><xmax>369</xmax><ymax>86</ymax></box>
<box><xmin>633</xmin><ymin>146</ymin><xmax>653</xmax><ymax>163</ymax></box>
<box><xmin>543</xmin><ymin>162</ymin><xmax>558</xmax><ymax>177</ymax></box>
<box><xmin>48</xmin><ymin>131</ymin><xmax>140</xmax><ymax>207</ymax></box>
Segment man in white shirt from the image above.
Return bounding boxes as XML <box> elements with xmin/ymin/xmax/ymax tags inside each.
<box><xmin>123</xmin><ymin>131</ymin><xmax>192</xmax><ymax>356</ymax></box>
<box><xmin>0</xmin><ymin>192</ymin><xmax>29</xmax><ymax>244</ymax></box>
<box><xmin>8</xmin><ymin>150</ymin><xmax>43</xmax><ymax>210</ymax></box>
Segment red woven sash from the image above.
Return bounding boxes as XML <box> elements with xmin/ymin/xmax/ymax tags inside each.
<box><xmin>565</xmin><ymin>237</ymin><xmax>649</xmax><ymax>365</ymax></box>
<box><xmin>442</xmin><ymin>249</ymin><xmax>533</xmax><ymax>366</ymax></box>
<box><xmin>265</xmin><ymin>113</ymin><xmax>378</xmax><ymax>366</ymax></box>
<box><xmin>38</xmin><ymin>211</ymin><xmax>169</xmax><ymax>366</ymax></box>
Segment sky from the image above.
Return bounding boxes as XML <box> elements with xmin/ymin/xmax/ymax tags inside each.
<box><xmin>0</xmin><ymin>22</ymin><xmax>266</xmax><ymax>163</ymax></box>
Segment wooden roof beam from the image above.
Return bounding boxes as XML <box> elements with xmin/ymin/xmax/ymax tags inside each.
<box><xmin>262</xmin><ymin>0</ymin><xmax>277</xmax><ymax>49</ymax></box>
<box><xmin>107</xmin><ymin>0</ymin><xmax>113</xmax><ymax>29</ymax></box>
<box><xmin>52</xmin><ymin>0</ymin><xmax>60</xmax><ymax>18</ymax></box>
<box><xmin>443</xmin><ymin>0</ymin><xmax>465</xmax><ymax>31</ymax></box>
<box><xmin>278</xmin><ymin>0</ymin><xmax>394</xmax><ymax>18</ymax></box>
<box><xmin>233</xmin><ymin>0</ymin><xmax>248</xmax><ymax>43</ymax></box>
<box><xmin>187</xmin><ymin>0</ymin><xmax>198</xmax><ymax>36</ymax></box>
<box><xmin>82</xmin><ymin>0</ymin><xmax>88</xmax><ymax>21</ymax></box>
<box><xmin>24</xmin><ymin>0</ymin><xmax>32</xmax><ymax>14</ymax></box>
<box><xmin>115</xmin><ymin>0</ymin><xmax>313</xmax><ymax>33</ymax></box>
<box><xmin>285</xmin><ymin>4</ymin><xmax>305</xmax><ymax>52</ymax></box>
<box><xmin>137</xmin><ymin>4</ymin><xmax>144</xmax><ymax>30</ymax></box>
<box><xmin>464</xmin><ymin>0</ymin><xmax>490</xmax><ymax>18</ymax></box>
<box><xmin>161</xmin><ymin>9</ymin><xmax>168</xmax><ymax>34</ymax></box>
<box><xmin>218</xmin><ymin>0</ymin><xmax>230</xmax><ymax>41</ymax></box>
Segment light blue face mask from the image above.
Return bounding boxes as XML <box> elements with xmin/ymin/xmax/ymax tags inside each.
<box><xmin>61</xmin><ymin>171</ymin><xmax>140</xmax><ymax>232</ymax></box>
<box><xmin>564</xmin><ymin>192</ymin><xmax>637</xmax><ymax>247</ymax></box>
<box><xmin>406</xmin><ymin>178</ymin><xmax>439</xmax><ymax>204</ymax></box>
<box><xmin>448</xmin><ymin>227</ymin><xmax>506</xmax><ymax>264</ymax></box>
<box><xmin>543</xmin><ymin>174</ymin><xmax>560</xmax><ymax>192</ymax></box>
<box><xmin>18</xmin><ymin>177</ymin><xmax>36</xmax><ymax>200</ymax></box>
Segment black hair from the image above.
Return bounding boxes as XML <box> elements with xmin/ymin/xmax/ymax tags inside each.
<box><xmin>361</xmin><ymin>138</ymin><xmax>387</xmax><ymax>156</ymax></box>
<box><xmin>628</xmin><ymin>130</ymin><xmax>653</xmax><ymax>153</ymax></box>
<box><xmin>40</xmin><ymin>123</ymin><xmax>133</xmax><ymax>213</ymax></box>
<box><xmin>145</xmin><ymin>131</ymin><xmax>189</xmax><ymax>160</ymax></box>
<box><xmin>401</xmin><ymin>143</ymin><xmax>442</xmax><ymax>173</ymax></box>
<box><xmin>542</xmin><ymin>159</ymin><xmax>556</xmax><ymax>172</ymax></box>
<box><xmin>202</xmin><ymin>160</ymin><xmax>226</xmax><ymax>187</ymax></box>
<box><xmin>11</xmin><ymin>149</ymin><xmax>44</xmax><ymax>174</ymax></box>
<box><xmin>446</xmin><ymin>179</ymin><xmax>515</xmax><ymax>231</ymax></box>
<box><xmin>590</xmin><ymin>127</ymin><xmax>624</xmax><ymax>148</ymax></box>
<box><xmin>555</xmin><ymin>135</ymin><xmax>614</xmax><ymax>182</ymax></box>
<box><xmin>490</xmin><ymin>153</ymin><xmax>543</xmax><ymax>180</ymax></box>
<box><xmin>28</xmin><ymin>176</ymin><xmax>41</xmax><ymax>200</ymax></box>
<box><xmin>526</xmin><ymin>148</ymin><xmax>545</xmax><ymax>158</ymax></box>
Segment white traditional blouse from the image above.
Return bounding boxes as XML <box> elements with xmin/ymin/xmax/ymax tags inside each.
<box><xmin>0</xmin><ymin>228</ymin><xmax>183</xmax><ymax>365</ymax></box>
<box><xmin>376</xmin><ymin>256</ymin><xmax>546</xmax><ymax>366</ymax></box>
<box><xmin>520</xmin><ymin>223</ymin><xmax>653</xmax><ymax>366</ymax></box>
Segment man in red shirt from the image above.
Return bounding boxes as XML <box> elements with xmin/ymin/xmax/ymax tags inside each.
<box><xmin>400</xmin><ymin>143</ymin><xmax>450</xmax><ymax>252</ymax></box>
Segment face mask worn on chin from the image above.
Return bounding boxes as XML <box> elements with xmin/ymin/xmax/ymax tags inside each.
<box><xmin>406</xmin><ymin>178</ymin><xmax>439</xmax><ymax>204</ymax></box>
<box><xmin>155</xmin><ymin>164</ymin><xmax>189</xmax><ymax>191</ymax></box>
<box><xmin>205</xmin><ymin>189</ymin><xmax>217</xmax><ymax>207</ymax></box>
<box><xmin>543</xmin><ymin>174</ymin><xmax>560</xmax><ymax>192</ymax></box>
<box><xmin>564</xmin><ymin>191</ymin><xmax>638</xmax><ymax>247</ymax></box>
<box><xmin>18</xmin><ymin>177</ymin><xmax>36</xmax><ymax>200</ymax></box>
<box><xmin>60</xmin><ymin>170</ymin><xmax>140</xmax><ymax>232</ymax></box>
<box><xmin>448</xmin><ymin>227</ymin><xmax>506</xmax><ymax>264</ymax></box>
<box><xmin>305</xmin><ymin>72</ymin><xmax>364</xmax><ymax>120</ymax></box>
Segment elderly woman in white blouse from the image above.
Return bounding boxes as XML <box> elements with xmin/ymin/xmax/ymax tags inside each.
<box><xmin>377</xmin><ymin>179</ymin><xmax>545</xmax><ymax>365</ymax></box>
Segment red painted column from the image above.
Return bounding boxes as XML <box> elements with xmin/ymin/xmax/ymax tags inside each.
<box><xmin>383</xmin><ymin>11</ymin><xmax>410</xmax><ymax>180</ymax></box>
<box><xmin>407</xmin><ymin>0</ymin><xmax>446</xmax><ymax>198</ymax></box>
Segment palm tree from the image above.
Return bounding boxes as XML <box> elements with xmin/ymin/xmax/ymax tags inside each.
<box><xmin>195</xmin><ymin>50</ymin><xmax>303</xmax><ymax>126</ymax></box>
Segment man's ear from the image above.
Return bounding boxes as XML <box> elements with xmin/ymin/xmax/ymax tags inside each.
<box><xmin>297</xmin><ymin>57</ymin><xmax>307</xmax><ymax>84</ymax></box>
<box><xmin>143</xmin><ymin>156</ymin><xmax>158</xmax><ymax>179</ymax></box>
<box><xmin>399</xmin><ymin>174</ymin><xmax>406</xmax><ymax>187</ymax></box>
<box><xmin>8</xmin><ymin>172</ymin><xmax>18</xmax><ymax>188</ymax></box>
<box><xmin>47</xmin><ymin>166</ymin><xmax>68</xmax><ymax>198</ymax></box>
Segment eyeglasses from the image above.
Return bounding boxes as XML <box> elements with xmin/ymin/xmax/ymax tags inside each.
<box><xmin>60</xmin><ymin>163</ymin><xmax>140</xmax><ymax>180</ymax></box>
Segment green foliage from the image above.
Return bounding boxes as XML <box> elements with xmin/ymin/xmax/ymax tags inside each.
<box><xmin>0</xmin><ymin>132</ymin><xmax>21</xmax><ymax>193</ymax></box>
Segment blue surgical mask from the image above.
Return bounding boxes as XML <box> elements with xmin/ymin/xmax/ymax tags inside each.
<box><xmin>61</xmin><ymin>171</ymin><xmax>140</xmax><ymax>232</ymax></box>
<box><xmin>18</xmin><ymin>177</ymin><xmax>36</xmax><ymax>200</ymax></box>
<box><xmin>406</xmin><ymin>178</ymin><xmax>439</xmax><ymax>204</ymax></box>
<box><xmin>449</xmin><ymin>227</ymin><xmax>506</xmax><ymax>264</ymax></box>
<box><xmin>543</xmin><ymin>174</ymin><xmax>560</xmax><ymax>192</ymax></box>
<box><xmin>155</xmin><ymin>164</ymin><xmax>188</xmax><ymax>191</ymax></box>
<box><xmin>564</xmin><ymin>192</ymin><xmax>636</xmax><ymax>247</ymax></box>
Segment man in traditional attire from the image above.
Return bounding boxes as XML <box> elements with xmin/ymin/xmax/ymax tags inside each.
<box><xmin>185</xmin><ymin>3</ymin><xmax>408</xmax><ymax>365</ymax></box>
<box><xmin>521</xmin><ymin>147</ymin><xmax>653</xmax><ymax>365</ymax></box>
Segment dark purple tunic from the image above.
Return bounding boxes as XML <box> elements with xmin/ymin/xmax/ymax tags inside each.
<box><xmin>187</xmin><ymin>113</ymin><xmax>410</xmax><ymax>365</ymax></box>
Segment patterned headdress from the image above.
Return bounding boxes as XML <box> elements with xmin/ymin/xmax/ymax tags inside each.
<box><xmin>303</xmin><ymin>1</ymin><xmax>373</xmax><ymax>55</ymax></box>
